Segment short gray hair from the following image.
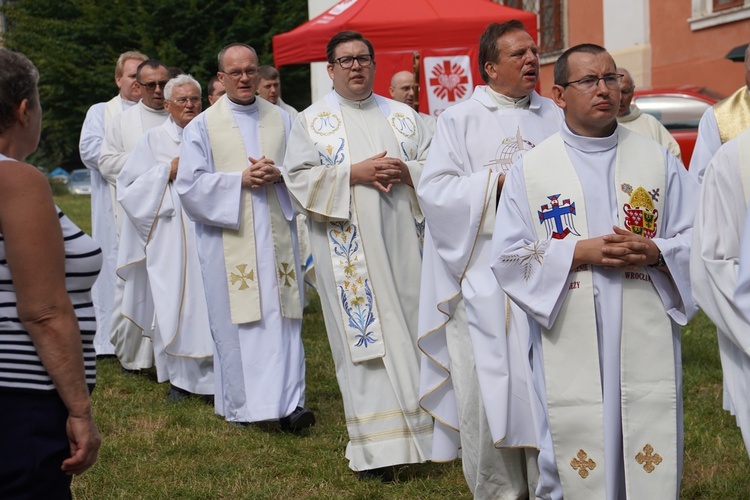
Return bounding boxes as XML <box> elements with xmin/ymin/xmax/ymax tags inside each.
<box><xmin>0</xmin><ymin>48</ymin><xmax>40</xmax><ymax>135</ymax></box>
<box><xmin>164</xmin><ymin>74</ymin><xmax>202</xmax><ymax>101</ymax></box>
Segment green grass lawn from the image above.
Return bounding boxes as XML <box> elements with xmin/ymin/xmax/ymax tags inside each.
<box><xmin>53</xmin><ymin>192</ymin><xmax>750</xmax><ymax>499</ymax></box>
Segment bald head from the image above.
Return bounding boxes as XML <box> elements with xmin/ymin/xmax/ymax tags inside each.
<box><xmin>617</xmin><ymin>67</ymin><xmax>635</xmax><ymax>117</ymax></box>
<box><xmin>389</xmin><ymin>70</ymin><xmax>416</xmax><ymax>108</ymax></box>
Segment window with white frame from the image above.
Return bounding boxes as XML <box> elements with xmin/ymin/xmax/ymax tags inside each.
<box><xmin>690</xmin><ymin>0</ymin><xmax>750</xmax><ymax>30</ymax></box>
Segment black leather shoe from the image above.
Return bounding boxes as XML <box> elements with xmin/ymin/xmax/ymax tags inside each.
<box><xmin>120</xmin><ymin>366</ymin><xmax>141</xmax><ymax>377</ymax></box>
<box><xmin>356</xmin><ymin>466</ymin><xmax>394</xmax><ymax>483</ymax></box>
<box><xmin>280</xmin><ymin>406</ymin><xmax>316</xmax><ymax>432</ymax></box>
<box><xmin>167</xmin><ymin>384</ymin><xmax>190</xmax><ymax>403</ymax></box>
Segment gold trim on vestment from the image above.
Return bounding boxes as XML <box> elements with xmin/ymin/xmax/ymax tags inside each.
<box><xmin>715</xmin><ymin>86</ymin><xmax>750</xmax><ymax>144</ymax></box>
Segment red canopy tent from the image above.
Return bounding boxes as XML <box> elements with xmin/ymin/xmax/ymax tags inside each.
<box><xmin>272</xmin><ymin>0</ymin><xmax>536</xmax><ymax>117</ymax></box>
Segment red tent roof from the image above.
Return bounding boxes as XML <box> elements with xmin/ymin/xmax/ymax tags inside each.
<box><xmin>273</xmin><ymin>0</ymin><xmax>537</xmax><ymax>67</ymax></box>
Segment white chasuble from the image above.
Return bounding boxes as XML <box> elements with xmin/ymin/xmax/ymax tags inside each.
<box><xmin>693</xmin><ymin>127</ymin><xmax>750</xmax><ymax>457</ymax></box>
<box><xmin>521</xmin><ymin>130</ymin><xmax>675</xmax><ymax>499</ymax></box>
<box><xmin>301</xmin><ymin>92</ymin><xmax>421</xmax><ymax>363</ymax></box>
<box><xmin>205</xmin><ymin>96</ymin><xmax>301</xmax><ymax>325</ymax></box>
<box><xmin>116</xmin><ymin>119</ymin><xmax>214</xmax><ymax>394</ymax></box>
<box><xmin>284</xmin><ymin>91</ymin><xmax>433</xmax><ymax>471</ymax></box>
<box><xmin>417</xmin><ymin>88</ymin><xmax>561</xmax><ymax>467</ymax></box>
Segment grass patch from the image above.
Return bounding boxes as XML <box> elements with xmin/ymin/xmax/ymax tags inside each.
<box><xmin>55</xmin><ymin>196</ymin><xmax>750</xmax><ymax>498</ymax></box>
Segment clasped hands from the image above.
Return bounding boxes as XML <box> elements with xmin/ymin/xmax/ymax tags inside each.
<box><xmin>575</xmin><ymin>226</ymin><xmax>662</xmax><ymax>271</ymax></box>
<box><xmin>241</xmin><ymin>156</ymin><xmax>282</xmax><ymax>189</ymax></box>
<box><xmin>350</xmin><ymin>151</ymin><xmax>412</xmax><ymax>193</ymax></box>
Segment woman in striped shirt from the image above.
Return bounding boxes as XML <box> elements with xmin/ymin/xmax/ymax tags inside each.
<box><xmin>0</xmin><ymin>48</ymin><xmax>102</xmax><ymax>496</ymax></box>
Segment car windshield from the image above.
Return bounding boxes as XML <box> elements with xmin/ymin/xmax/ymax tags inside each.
<box><xmin>634</xmin><ymin>95</ymin><xmax>710</xmax><ymax>130</ymax></box>
<box><xmin>70</xmin><ymin>170</ymin><xmax>91</xmax><ymax>182</ymax></box>
<box><xmin>634</xmin><ymin>87</ymin><xmax>725</xmax><ymax>130</ymax></box>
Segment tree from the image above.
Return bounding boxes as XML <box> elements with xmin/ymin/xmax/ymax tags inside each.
<box><xmin>1</xmin><ymin>0</ymin><xmax>310</xmax><ymax>170</ymax></box>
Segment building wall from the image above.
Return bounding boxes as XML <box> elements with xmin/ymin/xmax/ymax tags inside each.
<box><xmin>650</xmin><ymin>0</ymin><xmax>749</xmax><ymax>96</ymax></box>
<box><xmin>539</xmin><ymin>0</ymin><xmax>604</xmax><ymax>96</ymax></box>
<box><xmin>539</xmin><ymin>0</ymin><xmax>749</xmax><ymax>98</ymax></box>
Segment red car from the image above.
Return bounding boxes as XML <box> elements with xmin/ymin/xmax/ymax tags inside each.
<box><xmin>633</xmin><ymin>85</ymin><xmax>724</xmax><ymax>166</ymax></box>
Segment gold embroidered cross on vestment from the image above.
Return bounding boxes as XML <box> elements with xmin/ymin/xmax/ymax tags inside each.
<box><xmin>570</xmin><ymin>449</ymin><xmax>597</xmax><ymax>478</ymax></box>
<box><xmin>230</xmin><ymin>264</ymin><xmax>254</xmax><ymax>290</ymax></box>
<box><xmin>635</xmin><ymin>444</ymin><xmax>662</xmax><ymax>473</ymax></box>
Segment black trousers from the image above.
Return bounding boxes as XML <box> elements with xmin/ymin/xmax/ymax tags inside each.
<box><xmin>0</xmin><ymin>390</ymin><xmax>72</xmax><ymax>499</ymax></box>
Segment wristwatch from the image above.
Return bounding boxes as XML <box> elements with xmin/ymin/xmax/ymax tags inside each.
<box><xmin>650</xmin><ymin>250</ymin><xmax>667</xmax><ymax>268</ymax></box>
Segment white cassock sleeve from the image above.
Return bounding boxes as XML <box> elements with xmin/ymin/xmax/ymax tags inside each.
<box><xmin>649</xmin><ymin>152</ymin><xmax>699</xmax><ymax>324</ymax></box>
<box><xmin>99</xmin><ymin>113</ymin><xmax>129</xmax><ymax>186</ymax></box>
<box><xmin>689</xmin><ymin>107</ymin><xmax>721</xmax><ymax>184</ymax></box>
<box><xmin>691</xmin><ymin>142</ymin><xmax>750</xmax><ymax>352</ymax></box>
<box><xmin>417</xmin><ymin>114</ymin><xmax>500</xmax><ymax>279</ymax></box>
<box><xmin>736</xmin><ymin>202</ymin><xmax>750</xmax><ymax>324</ymax></box>
<box><xmin>175</xmin><ymin>116</ymin><xmax>243</xmax><ymax>230</ymax></box>
<box><xmin>490</xmin><ymin>166</ymin><xmax>576</xmax><ymax>329</ymax></box>
<box><xmin>117</xmin><ymin>130</ymin><xmax>174</xmax><ymax>243</ymax></box>
<box><xmin>282</xmin><ymin>112</ymin><xmax>351</xmax><ymax>222</ymax></box>
<box><xmin>79</xmin><ymin>103</ymin><xmax>105</xmax><ymax>170</ymax></box>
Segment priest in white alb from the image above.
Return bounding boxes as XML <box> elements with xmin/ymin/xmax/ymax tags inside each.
<box><xmin>615</xmin><ymin>67</ymin><xmax>681</xmax><ymax>162</ymax></box>
<box><xmin>116</xmin><ymin>74</ymin><xmax>214</xmax><ymax>400</ymax></box>
<box><xmin>99</xmin><ymin>59</ymin><xmax>170</xmax><ymax>372</ymax></box>
<box><xmin>283</xmin><ymin>31</ymin><xmax>433</xmax><ymax>480</ymax></box>
<box><xmin>176</xmin><ymin>43</ymin><xmax>313</xmax><ymax>430</ymax></box>
<box><xmin>418</xmin><ymin>20</ymin><xmax>561</xmax><ymax>497</ymax></box>
<box><xmin>78</xmin><ymin>50</ymin><xmax>148</xmax><ymax>356</ymax></box>
<box><xmin>491</xmin><ymin>44</ymin><xmax>698</xmax><ymax>499</ymax></box>
<box><xmin>692</xmin><ymin>126</ymin><xmax>750</xmax><ymax>458</ymax></box>
<box><xmin>689</xmin><ymin>43</ymin><xmax>750</xmax><ymax>183</ymax></box>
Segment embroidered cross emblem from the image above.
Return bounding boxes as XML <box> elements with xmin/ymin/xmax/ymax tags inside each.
<box><xmin>570</xmin><ymin>449</ymin><xmax>596</xmax><ymax>478</ymax></box>
<box><xmin>277</xmin><ymin>262</ymin><xmax>296</xmax><ymax>287</ymax></box>
<box><xmin>230</xmin><ymin>264</ymin><xmax>254</xmax><ymax>290</ymax></box>
<box><xmin>635</xmin><ymin>444</ymin><xmax>662</xmax><ymax>473</ymax></box>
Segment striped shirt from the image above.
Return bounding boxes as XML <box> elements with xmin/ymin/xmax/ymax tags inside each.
<box><xmin>0</xmin><ymin>209</ymin><xmax>102</xmax><ymax>392</ymax></box>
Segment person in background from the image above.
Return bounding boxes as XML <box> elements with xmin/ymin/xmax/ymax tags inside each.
<box><xmin>616</xmin><ymin>67</ymin><xmax>681</xmax><ymax>161</ymax></box>
<box><xmin>0</xmin><ymin>47</ymin><xmax>101</xmax><ymax>496</ymax></box>
<box><xmin>257</xmin><ymin>65</ymin><xmax>298</xmax><ymax>118</ymax></box>
<box><xmin>78</xmin><ymin>50</ymin><xmax>148</xmax><ymax>358</ymax></box>
<box><xmin>116</xmin><ymin>74</ymin><xmax>214</xmax><ymax>402</ymax></box>
<box><xmin>690</xmin><ymin>43</ymin><xmax>750</xmax><ymax>183</ymax></box>
<box><xmin>389</xmin><ymin>70</ymin><xmax>436</xmax><ymax>134</ymax></box>
<box><xmin>207</xmin><ymin>76</ymin><xmax>226</xmax><ymax>106</ymax></box>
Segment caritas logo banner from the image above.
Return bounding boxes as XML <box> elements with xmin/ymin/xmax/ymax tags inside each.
<box><xmin>423</xmin><ymin>54</ymin><xmax>474</xmax><ymax>118</ymax></box>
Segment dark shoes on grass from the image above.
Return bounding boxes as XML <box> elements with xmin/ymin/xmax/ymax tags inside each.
<box><xmin>279</xmin><ymin>406</ymin><xmax>316</xmax><ymax>432</ymax></box>
<box><xmin>356</xmin><ymin>466</ymin><xmax>395</xmax><ymax>483</ymax></box>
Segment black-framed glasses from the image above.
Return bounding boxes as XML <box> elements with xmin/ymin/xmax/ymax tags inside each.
<box><xmin>168</xmin><ymin>96</ymin><xmax>201</xmax><ymax>106</ymax></box>
<box><xmin>561</xmin><ymin>73</ymin><xmax>624</xmax><ymax>92</ymax></box>
<box><xmin>333</xmin><ymin>54</ymin><xmax>373</xmax><ymax>69</ymax></box>
<box><xmin>138</xmin><ymin>80</ymin><xmax>169</xmax><ymax>91</ymax></box>
<box><xmin>220</xmin><ymin>68</ymin><xmax>259</xmax><ymax>80</ymax></box>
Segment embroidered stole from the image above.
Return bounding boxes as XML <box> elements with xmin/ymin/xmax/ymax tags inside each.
<box><xmin>303</xmin><ymin>92</ymin><xmax>420</xmax><ymax>362</ymax></box>
<box><xmin>523</xmin><ymin>129</ymin><xmax>677</xmax><ymax>499</ymax></box>
<box><xmin>205</xmin><ymin>96</ymin><xmax>302</xmax><ymax>325</ymax></box>
<box><xmin>714</xmin><ymin>86</ymin><xmax>750</xmax><ymax>145</ymax></box>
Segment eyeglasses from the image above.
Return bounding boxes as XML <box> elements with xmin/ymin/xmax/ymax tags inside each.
<box><xmin>168</xmin><ymin>96</ymin><xmax>201</xmax><ymax>106</ymax></box>
<box><xmin>333</xmin><ymin>55</ymin><xmax>373</xmax><ymax>69</ymax></box>
<box><xmin>138</xmin><ymin>80</ymin><xmax>169</xmax><ymax>91</ymax></box>
<box><xmin>561</xmin><ymin>74</ymin><xmax>624</xmax><ymax>92</ymax></box>
<box><xmin>221</xmin><ymin>69</ymin><xmax>259</xmax><ymax>80</ymax></box>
